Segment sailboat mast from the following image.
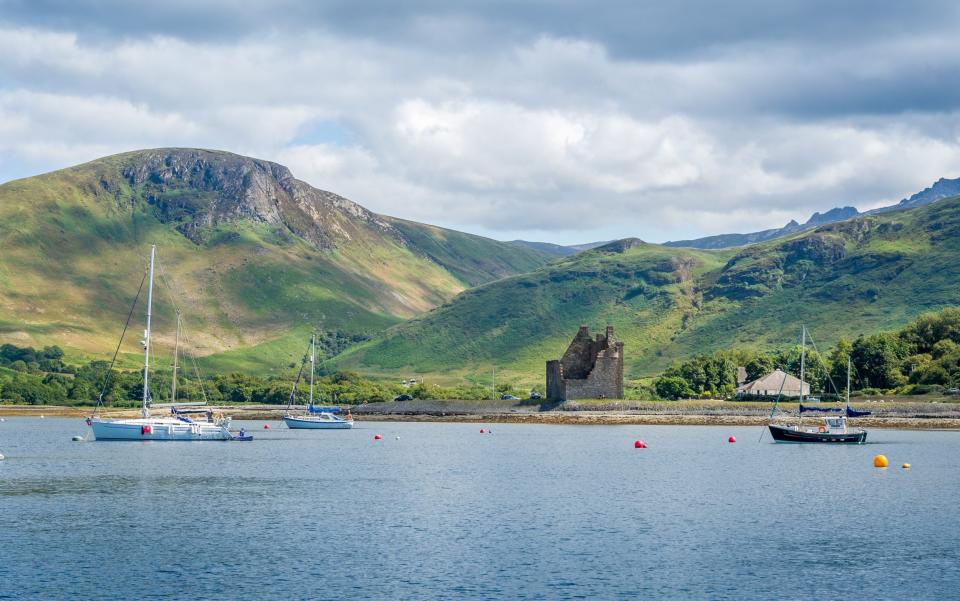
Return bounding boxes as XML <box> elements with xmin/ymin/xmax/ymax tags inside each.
<box><xmin>309</xmin><ymin>333</ymin><xmax>315</xmax><ymax>405</ymax></box>
<box><xmin>846</xmin><ymin>355</ymin><xmax>851</xmax><ymax>406</ymax></box>
<box><xmin>799</xmin><ymin>327</ymin><xmax>806</xmax><ymax>403</ymax></box>
<box><xmin>171</xmin><ymin>311</ymin><xmax>181</xmax><ymax>404</ymax></box>
<box><xmin>142</xmin><ymin>244</ymin><xmax>156</xmax><ymax>418</ymax></box>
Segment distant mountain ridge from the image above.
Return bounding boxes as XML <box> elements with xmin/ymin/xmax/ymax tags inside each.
<box><xmin>508</xmin><ymin>240</ymin><xmax>578</xmax><ymax>256</ymax></box>
<box><xmin>508</xmin><ymin>239</ymin><xmax>612</xmax><ymax>256</ymax></box>
<box><xmin>870</xmin><ymin>177</ymin><xmax>960</xmax><ymax>214</ymax></box>
<box><xmin>665</xmin><ymin>177</ymin><xmax>959</xmax><ymax>249</ymax></box>
<box><xmin>512</xmin><ymin>177</ymin><xmax>960</xmax><ymax>254</ymax></box>
<box><xmin>663</xmin><ymin>206</ymin><xmax>860</xmax><ymax>250</ymax></box>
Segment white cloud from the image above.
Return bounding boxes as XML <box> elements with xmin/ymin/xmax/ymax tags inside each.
<box><xmin>1</xmin><ymin>18</ymin><xmax>960</xmax><ymax>244</ymax></box>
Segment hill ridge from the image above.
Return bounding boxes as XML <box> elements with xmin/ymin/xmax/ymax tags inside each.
<box><xmin>0</xmin><ymin>148</ymin><xmax>553</xmax><ymax>371</ymax></box>
<box><xmin>338</xmin><ymin>195</ymin><xmax>960</xmax><ymax>385</ymax></box>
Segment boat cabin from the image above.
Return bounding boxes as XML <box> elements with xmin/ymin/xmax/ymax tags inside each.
<box><xmin>821</xmin><ymin>416</ymin><xmax>848</xmax><ymax>434</ymax></box>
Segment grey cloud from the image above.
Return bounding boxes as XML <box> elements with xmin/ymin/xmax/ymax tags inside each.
<box><xmin>2</xmin><ymin>1</ymin><xmax>960</xmax><ymax>243</ymax></box>
<box><xmin>5</xmin><ymin>1</ymin><xmax>958</xmax><ymax>56</ymax></box>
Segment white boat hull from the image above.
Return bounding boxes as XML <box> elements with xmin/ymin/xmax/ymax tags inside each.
<box><xmin>283</xmin><ymin>415</ymin><xmax>354</xmax><ymax>429</ymax></box>
<box><xmin>91</xmin><ymin>418</ymin><xmax>232</xmax><ymax>441</ymax></box>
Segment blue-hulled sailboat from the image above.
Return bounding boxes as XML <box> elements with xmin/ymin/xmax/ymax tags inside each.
<box><xmin>283</xmin><ymin>334</ymin><xmax>354</xmax><ymax>430</ymax></box>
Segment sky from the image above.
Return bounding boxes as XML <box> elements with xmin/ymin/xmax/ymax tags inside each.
<box><xmin>1</xmin><ymin>1</ymin><xmax>959</xmax><ymax>244</ymax></box>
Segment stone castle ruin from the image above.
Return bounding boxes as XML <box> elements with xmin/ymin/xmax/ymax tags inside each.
<box><xmin>546</xmin><ymin>326</ymin><xmax>624</xmax><ymax>401</ymax></box>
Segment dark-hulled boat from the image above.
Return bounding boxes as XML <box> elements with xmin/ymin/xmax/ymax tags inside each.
<box><xmin>766</xmin><ymin>327</ymin><xmax>868</xmax><ymax>444</ymax></box>
<box><xmin>769</xmin><ymin>415</ymin><xmax>866</xmax><ymax>444</ymax></box>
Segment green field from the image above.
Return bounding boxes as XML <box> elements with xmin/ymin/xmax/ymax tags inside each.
<box><xmin>339</xmin><ymin>198</ymin><xmax>960</xmax><ymax>388</ymax></box>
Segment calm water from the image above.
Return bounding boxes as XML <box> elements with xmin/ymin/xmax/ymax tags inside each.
<box><xmin>1</xmin><ymin>419</ymin><xmax>958</xmax><ymax>600</ymax></box>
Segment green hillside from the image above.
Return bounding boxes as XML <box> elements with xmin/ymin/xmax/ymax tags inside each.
<box><xmin>0</xmin><ymin>149</ymin><xmax>552</xmax><ymax>373</ymax></box>
<box><xmin>337</xmin><ymin>198</ymin><xmax>960</xmax><ymax>388</ymax></box>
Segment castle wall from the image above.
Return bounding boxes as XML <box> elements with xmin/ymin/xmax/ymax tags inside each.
<box><xmin>546</xmin><ymin>360</ymin><xmax>564</xmax><ymax>402</ymax></box>
<box><xmin>563</xmin><ymin>349</ymin><xmax>623</xmax><ymax>400</ymax></box>
<box><xmin>560</xmin><ymin>326</ymin><xmax>597</xmax><ymax>379</ymax></box>
<box><xmin>546</xmin><ymin>326</ymin><xmax>624</xmax><ymax>401</ymax></box>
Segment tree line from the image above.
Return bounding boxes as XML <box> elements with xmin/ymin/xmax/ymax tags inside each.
<box><xmin>655</xmin><ymin>308</ymin><xmax>960</xmax><ymax>400</ymax></box>
<box><xmin>0</xmin><ymin>343</ymin><xmax>516</xmax><ymax>406</ymax></box>
<box><xmin>4</xmin><ymin>307</ymin><xmax>959</xmax><ymax>405</ymax></box>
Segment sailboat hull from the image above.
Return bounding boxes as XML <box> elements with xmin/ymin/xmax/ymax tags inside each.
<box><xmin>91</xmin><ymin>418</ymin><xmax>232</xmax><ymax>441</ymax></box>
<box><xmin>768</xmin><ymin>424</ymin><xmax>867</xmax><ymax>444</ymax></box>
<box><xmin>283</xmin><ymin>415</ymin><xmax>354</xmax><ymax>429</ymax></box>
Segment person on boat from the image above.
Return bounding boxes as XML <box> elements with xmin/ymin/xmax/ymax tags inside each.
<box><xmin>239</xmin><ymin>428</ymin><xmax>245</xmax><ymax>438</ymax></box>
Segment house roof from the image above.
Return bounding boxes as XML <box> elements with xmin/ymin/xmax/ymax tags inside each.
<box><xmin>739</xmin><ymin>368</ymin><xmax>808</xmax><ymax>393</ymax></box>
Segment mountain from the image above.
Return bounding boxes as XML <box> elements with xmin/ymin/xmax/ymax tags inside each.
<box><xmin>336</xmin><ymin>196</ymin><xmax>960</xmax><ymax>386</ymax></box>
<box><xmin>567</xmin><ymin>241</ymin><xmax>613</xmax><ymax>251</ymax></box>
<box><xmin>664</xmin><ymin>177</ymin><xmax>960</xmax><ymax>250</ymax></box>
<box><xmin>507</xmin><ymin>239</ymin><xmax>613</xmax><ymax>256</ymax></box>
<box><xmin>664</xmin><ymin>207</ymin><xmax>859</xmax><ymax>249</ymax></box>
<box><xmin>0</xmin><ymin>149</ymin><xmax>552</xmax><ymax>371</ymax></box>
<box><xmin>871</xmin><ymin>177</ymin><xmax>960</xmax><ymax>214</ymax></box>
<box><xmin>508</xmin><ymin>240</ymin><xmax>578</xmax><ymax>256</ymax></box>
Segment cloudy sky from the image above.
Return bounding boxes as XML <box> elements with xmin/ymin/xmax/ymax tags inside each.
<box><xmin>2</xmin><ymin>1</ymin><xmax>959</xmax><ymax>244</ymax></box>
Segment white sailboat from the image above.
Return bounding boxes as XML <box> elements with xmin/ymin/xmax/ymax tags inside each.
<box><xmin>89</xmin><ymin>245</ymin><xmax>232</xmax><ymax>441</ymax></box>
<box><xmin>283</xmin><ymin>334</ymin><xmax>354</xmax><ymax>429</ymax></box>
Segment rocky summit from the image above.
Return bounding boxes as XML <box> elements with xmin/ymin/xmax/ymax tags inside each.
<box><xmin>118</xmin><ymin>149</ymin><xmax>394</xmax><ymax>249</ymax></box>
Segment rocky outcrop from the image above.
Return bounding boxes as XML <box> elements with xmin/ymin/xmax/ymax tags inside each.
<box><xmin>120</xmin><ymin>148</ymin><xmax>396</xmax><ymax>248</ymax></box>
<box><xmin>595</xmin><ymin>238</ymin><xmax>646</xmax><ymax>253</ymax></box>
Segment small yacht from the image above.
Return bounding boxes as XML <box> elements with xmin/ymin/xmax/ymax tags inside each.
<box><xmin>88</xmin><ymin>245</ymin><xmax>232</xmax><ymax>441</ymax></box>
<box><xmin>767</xmin><ymin>328</ymin><xmax>867</xmax><ymax>444</ymax></box>
<box><xmin>283</xmin><ymin>334</ymin><xmax>354</xmax><ymax>430</ymax></box>
<box><xmin>283</xmin><ymin>407</ymin><xmax>354</xmax><ymax>430</ymax></box>
<box><xmin>768</xmin><ymin>415</ymin><xmax>867</xmax><ymax>444</ymax></box>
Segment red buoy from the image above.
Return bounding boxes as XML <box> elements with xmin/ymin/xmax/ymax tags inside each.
<box><xmin>263</xmin><ymin>424</ymin><xmax>270</xmax><ymax>430</ymax></box>
<box><xmin>480</xmin><ymin>428</ymin><xmax>486</xmax><ymax>433</ymax></box>
<box><xmin>634</xmin><ymin>440</ymin><xmax>647</xmax><ymax>449</ymax></box>
<box><xmin>374</xmin><ymin>434</ymin><xmax>382</xmax><ymax>440</ymax></box>
<box><xmin>728</xmin><ymin>436</ymin><xmax>736</xmax><ymax>443</ymax></box>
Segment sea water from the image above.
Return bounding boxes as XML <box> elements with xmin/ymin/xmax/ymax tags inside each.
<box><xmin>1</xmin><ymin>419</ymin><xmax>958</xmax><ymax>600</ymax></box>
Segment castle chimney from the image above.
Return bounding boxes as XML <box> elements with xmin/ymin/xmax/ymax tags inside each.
<box><xmin>606</xmin><ymin>325</ymin><xmax>614</xmax><ymax>340</ymax></box>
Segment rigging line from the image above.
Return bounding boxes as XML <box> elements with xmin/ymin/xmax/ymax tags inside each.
<box><xmin>187</xmin><ymin>352</ymin><xmax>210</xmax><ymax>406</ymax></box>
<box><xmin>759</xmin><ymin>365</ymin><xmax>790</xmax><ymax>442</ymax></box>
<box><xmin>805</xmin><ymin>330</ymin><xmax>845</xmax><ymax>401</ymax></box>
<box><xmin>760</xmin><ymin>329</ymin><xmax>802</xmax><ymax>443</ymax></box>
<box><xmin>154</xmin><ymin>256</ymin><xmax>211</xmax><ymax>405</ymax></box>
<box><xmin>287</xmin><ymin>340</ymin><xmax>311</xmax><ymax>410</ymax></box>
<box><xmin>92</xmin><ymin>269</ymin><xmax>148</xmax><ymax>418</ymax></box>
<box><xmin>177</xmin><ymin>317</ymin><xmax>210</xmax><ymax>405</ymax></box>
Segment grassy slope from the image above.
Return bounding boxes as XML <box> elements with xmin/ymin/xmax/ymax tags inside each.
<box><xmin>339</xmin><ymin>199</ymin><xmax>960</xmax><ymax>388</ymax></box>
<box><xmin>0</xmin><ymin>151</ymin><xmax>553</xmax><ymax>373</ymax></box>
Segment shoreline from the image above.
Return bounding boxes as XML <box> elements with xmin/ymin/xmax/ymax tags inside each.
<box><xmin>3</xmin><ymin>404</ymin><xmax>960</xmax><ymax>429</ymax></box>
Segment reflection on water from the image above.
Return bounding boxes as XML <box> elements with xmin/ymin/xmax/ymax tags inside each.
<box><xmin>0</xmin><ymin>418</ymin><xmax>958</xmax><ymax>600</ymax></box>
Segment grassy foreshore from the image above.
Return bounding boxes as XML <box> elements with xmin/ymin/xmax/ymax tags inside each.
<box><xmin>3</xmin><ymin>398</ymin><xmax>960</xmax><ymax>429</ymax></box>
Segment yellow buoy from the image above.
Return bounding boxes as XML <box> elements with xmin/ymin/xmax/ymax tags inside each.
<box><xmin>902</xmin><ymin>463</ymin><xmax>911</xmax><ymax>469</ymax></box>
<box><xmin>873</xmin><ymin>454</ymin><xmax>889</xmax><ymax>468</ymax></box>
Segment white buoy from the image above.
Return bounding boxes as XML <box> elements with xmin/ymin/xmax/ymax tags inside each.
<box><xmin>0</xmin><ymin>452</ymin><xmax>5</xmax><ymax>460</ymax></box>
<box><xmin>40</xmin><ymin>415</ymin><xmax>45</xmax><ymax>419</ymax></box>
<box><xmin>0</xmin><ymin>417</ymin><xmax>5</xmax><ymax>422</ymax></box>
<box><xmin>396</xmin><ymin>436</ymin><xmax>400</xmax><ymax>440</ymax></box>
<box><xmin>72</xmin><ymin>435</ymin><xmax>84</xmax><ymax>442</ymax></box>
